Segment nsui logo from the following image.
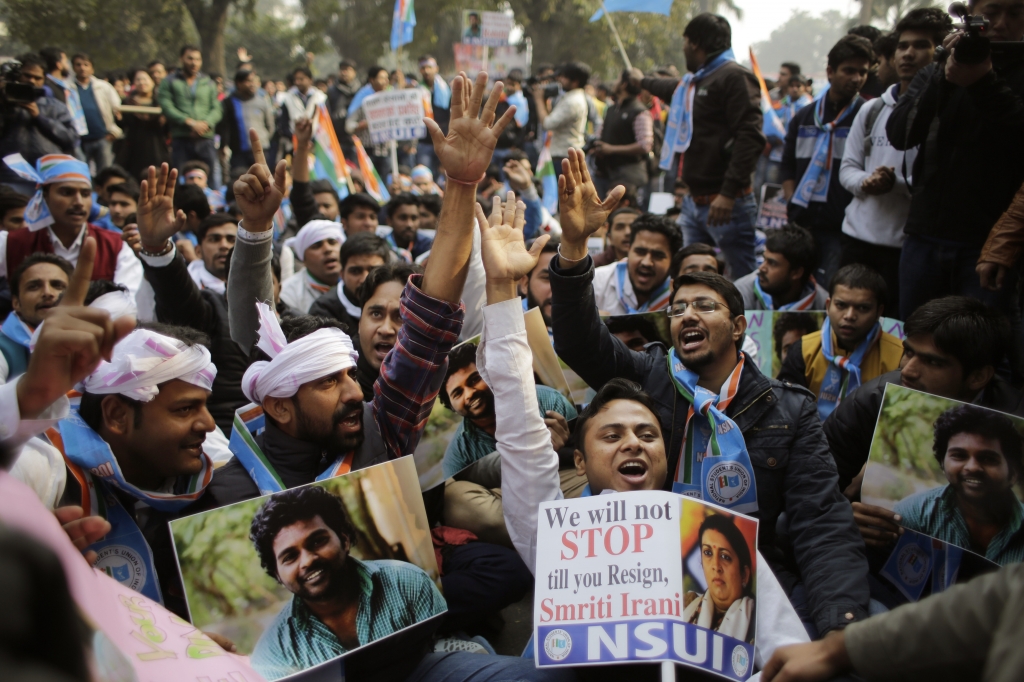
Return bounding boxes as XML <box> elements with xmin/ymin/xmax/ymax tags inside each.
<box><xmin>544</xmin><ymin>629</ymin><xmax>572</xmax><ymax>661</ymax></box>
<box><xmin>731</xmin><ymin>645</ymin><xmax>750</xmax><ymax>677</ymax></box>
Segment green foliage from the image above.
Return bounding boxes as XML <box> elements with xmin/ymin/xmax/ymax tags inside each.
<box><xmin>751</xmin><ymin>10</ymin><xmax>849</xmax><ymax>77</ymax></box>
<box><xmin>224</xmin><ymin>1</ymin><xmax>306</xmax><ymax>80</ymax></box>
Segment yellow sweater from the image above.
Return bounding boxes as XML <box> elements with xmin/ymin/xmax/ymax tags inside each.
<box><xmin>800</xmin><ymin>328</ymin><xmax>904</xmax><ymax>396</ymax></box>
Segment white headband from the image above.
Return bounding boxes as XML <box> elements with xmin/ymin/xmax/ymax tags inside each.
<box><xmin>81</xmin><ymin>329</ymin><xmax>217</xmax><ymax>402</ymax></box>
<box><xmin>89</xmin><ymin>290</ymin><xmax>138</xmax><ymax>320</ymax></box>
<box><xmin>241</xmin><ymin>302</ymin><xmax>358</xmax><ymax>404</ymax></box>
<box><xmin>284</xmin><ymin>220</ymin><xmax>345</xmax><ymax>262</ymax></box>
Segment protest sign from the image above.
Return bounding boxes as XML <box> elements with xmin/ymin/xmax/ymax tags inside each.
<box><xmin>861</xmin><ymin>384</ymin><xmax>1017</xmax><ymax>601</ymax></box>
<box><xmin>0</xmin><ymin>471</ymin><xmax>264</xmax><ymax>682</ymax></box>
<box><xmin>534</xmin><ymin>491</ymin><xmax>757</xmax><ymax>679</ymax></box>
<box><xmin>362</xmin><ymin>89</ymin><xmax>426</xmax><ymax>146</ymax></box>
<box><xmin>454</xmin><ymin>43</ymin><xmax>485</xmax><ymax>75</ymax></box>
<box><xmin>526</xmin><ymin>306</ymin><xmax>574</xmax><ymax>401</ymax></box>
<box><xmin>461</xmin><ymin>9</ymin><xmax>514</xmax><ymax>47</ymax></box>
<box><xmin>170</xmin><ymin>457</ymin><xmax>443</xmax><ymax>681</ymax></box>
<box><xmin>602</xmin><ymin>311</ymin><xmax>672</xmax><ymax>351</ymax></box>
<box><xmin>756</xmin><ymin>184</ymin><xmax>787</xmax><ymax>230</ymax></box>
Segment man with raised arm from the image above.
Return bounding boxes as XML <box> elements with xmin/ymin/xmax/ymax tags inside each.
<box><xmin>548</xmin><ymin>149</ymin><xmax>870</xmax><ymax>640</ymax></box>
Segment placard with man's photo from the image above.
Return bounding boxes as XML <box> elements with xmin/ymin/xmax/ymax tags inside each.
<box><xmin>861</xmin><ymin>384</ymin><xmax>1017</xmax><ymax>605</ymax></box>
<box><xmin>170</xmin><ymin>457</ymin><xmax>444</xmax><ymax>681</ymax></box>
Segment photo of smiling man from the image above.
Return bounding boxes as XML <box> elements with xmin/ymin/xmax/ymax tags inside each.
<box><xmin>249</xmin><ymin>484</ymin><xmax>446</xmax><ymax>680</ymax></box>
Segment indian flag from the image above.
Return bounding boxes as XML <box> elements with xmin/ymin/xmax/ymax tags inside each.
<box><xmin>351</xmin><ymin>135</ymin><xmax>390</xmax><ymax>204</ymax></box>
<box><xmin>391</xmin><ymin>0</ymin><xmax>416</xmax><ymax>52</ymax></box>
<box><xmin>308</xmin><ymin>104</ymin><xmax>351</xmax><ymax>199</ymax></box>
<box><xmin>537</xmin><ymin>132</ymin><xmax>558</xmax><ymax>215</ymax></box>
<box><xmin>749</xmin><ymin>47</ymin><xmax>788</xmax><ymax>140</ymax></box>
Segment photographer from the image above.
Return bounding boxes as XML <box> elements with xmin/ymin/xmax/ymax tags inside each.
<box><xmin>0</xmin><ymin>54</ymin><xmax>78</xmax><ymax>196</ymax></box>
<box><xmin>532</xmin><ymin>62</ymin><xmax>590</xmax><ymax>178</ymax></box>
<box><xmin>887</xmin><ymin>0</ymin><xmax>1024</xmax><ymax>320</ymax></box>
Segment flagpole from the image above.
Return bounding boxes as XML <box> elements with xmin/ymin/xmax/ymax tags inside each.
<box><xmin>391</xmin><ymin>44</ymin><xmax>402</xmax><ymax>190</ymax></box>
<box><xmin>601</xmin><ymin>1</ymin><xmax>633</xmax><ymax>71</ymax></box>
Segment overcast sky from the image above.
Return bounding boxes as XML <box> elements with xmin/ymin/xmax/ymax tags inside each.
<box><xmin>730</xmin><ymin>0</ymin><xmax>860</xmax><ymax>56</ymax></box>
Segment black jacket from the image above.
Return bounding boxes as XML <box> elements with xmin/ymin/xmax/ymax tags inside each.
<box><xmin>823</xmin><ymin>370</ymin><xmax>1024</xmax><ymax>493</ymax></box>
<box><xmin>886</xmin><ymin>55</ymin><xmax>1024</xmax><ymax>247</ymax></box>
<box><xmin>142</xmin><ymin>253</ymin><xmax>249</xmax><ymax>433</ymax></box>
<box><xmin>309</xmin><ymin>285</ymin><xmax>359</xmax><ymax>332</ymax></box>
<box><xmin>0</xmin><ymin>96</ymin><xmax>78</xmax><ymax>185</ymax></box>
<box><xmin>550</xmin><ymin>257</ymin><xmax>870</xmax><ymax>635</ymax></box>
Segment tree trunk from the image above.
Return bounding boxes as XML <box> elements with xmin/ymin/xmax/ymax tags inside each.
<box><xmin>183</xmin><ymin>0</ymin><xmax>233</xmax><ymax>78</ymax></box>
<box><xmin>859</xmin><ymin>0</ymin><xmax>874</xmax><ymax>25</ymax></box>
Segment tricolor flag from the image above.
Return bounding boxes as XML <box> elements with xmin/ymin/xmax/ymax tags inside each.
<box><xmin>537</xmin><ymin>132</ymin><xmax>558</xmax><ymax>215</ymax></box>
<box><xmin>749</xmin><ymin>47</ymin><xmax>788</xmax><ymax>141</ymax></box>
<box><xmin>308</xmin><ymin>104</ymin><xmax>351</xmax><ymax>199</ymax></box>
<box><xmin>351</xmin><ymin>135</ymin><xmax>391</xmax><ymax>204</ymax></box>
<box><xmin>391</xmin><ymin>0</ymin><xmax>416</xmax><ymax>52</ymax></box>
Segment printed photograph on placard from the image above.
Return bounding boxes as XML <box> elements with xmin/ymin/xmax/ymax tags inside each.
<box><xmin>680</xmin><ymin>498</ymin><xmax>758</xmax><ymax>645</ymax></box>
<box><xmin>756</xmin><ymin>183</ymin><xmax>787</xmax><ymax>229</ymax></box>
<box><xmin>601</xmin><ymin>311</ymin><xmax>673</xmax><ymax>351</ymax></box>
<box><xmin>461</xmin><ymin>9</ymin><xmax>484</xmax><ymax>42</ymax></box>
<box><xmin>863</xmin><ymin>384</ymin><xmax>1024</xmax><ymax>567</ymax></box>
<box><xmin>170</xmin><ymin>457</ymin><xmax>444</xmax><ymax>681</ymax></box>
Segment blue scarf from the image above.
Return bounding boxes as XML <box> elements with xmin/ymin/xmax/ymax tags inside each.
<box><xmin>347</xmin><ymin>83</ymin><xmax>376</xmax><ymax>118</ymax></box>
<box><xmin>817</xmin><ymin>318</ymin><xmax>880</xmax><ymax>420</ymax></box>
<box><xmin>1</xmin><ymin>311</ymin><xmax>32</xmax><ymax>348</ymax></box>
<box><xmin>791</xmin><ymin>94</ymin><xmax>861</xmax><ymax>208</ymax></box>
<box><xmin>51</xmin><ymin>410</ymin><xmax>213</xmax><ymax>603</ymax></box>
<box><xmin>430</xmin><ymin>76</ymin><xmax>451</xmax><ymax>110</ymax></box>
<box><xmin>614</xmin><ymin>261</ymin><xmax>671</xmax><ymax>314</ymax></box>
<box><xmin>666</xmin><ymin>350</ymin><xmax>758</xmax><ymax>514</ymax></box>
<box><xmin>752</xmin><ymin>277</ymin><xmax>818</xmax><ymax>311</ymax></box>
<box><xmin>231</xmin><ymin>95</ymin><xmax>251</xmax><ymax>152</ymax></box>
<box><xmin>659</xmin><ymin>49</ymin><xmax>736</xmax><ymax>171</ymax></box>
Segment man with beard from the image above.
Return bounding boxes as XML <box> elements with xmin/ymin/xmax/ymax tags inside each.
<box><xmin>778</xmin><ymin>264</ymin><xmax>902</xmax><ymax>419</ymax></box>
<box><xmin>309</xmin><ymin>233</ymin><xmax>391</xmax><ymax>331</ymax></box>
<box><xmin>734</xmin><ymin>224</ymin><xmax>828</xmax><ymax>311</ymax></box>
<box><xmin>550</xmin><ymin>149</ymin><xmax>869</xmax><ymax>639</ymax></box>
<box><xmin>519</xmin><ymin>235</ymin><xmax>557</xmax><ymax>333</ymax></box>
<box><xmin>249</xmin><ymin>485</ymin><xmax>446</xmax><ymax>680</ymax></box>
<box><xmin>0</xmin><ymin>253</ymin><xmax>72</xmax><ymax>383</ymax></box>
<box><xmin>590</xmin><ymin>213</ymin><xmax>680</xmax><ymax>314</ymax></box>
<box><xmin>895</xmin><ymin>405</ymin><xmax>1024</xmax><ymax>564</ymax></box>
<box><xmin>384</xmin><ymin>193</ymin><xmax>431</xmax><ymax>262</ymax></box>
<box><xmin>280</xmin><ymin>220</ymin><xmax>344</xmax><ymax>313</ymax></box>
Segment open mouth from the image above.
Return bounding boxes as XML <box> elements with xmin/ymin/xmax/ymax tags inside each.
<box><xmin>373</xmin><ymin>342</ymin><xmax>394</xmax><ymax>362</ymax></box>
<box><xmin>302</xmin><ymin>567</ymin><xmax>327</xmax><ymax>586</ymax></box>
<box><xmin>961</xmin><ymin>477</ymin><xmax>986</xmax><ymax>491</ymax></box>
<box><xmin>617</xmin><ymin>459</ymin><xmax>649</xmax><ymax>485</ymax></box>
<box><xmin>679</xmin><ymin>327</ymin><xmax>707</xmax><ymax>352</ymax></box>
<box><xmin>336</xmin><ymin>409</ymin><xmax>362</xmax><ymax>432</ymax></box>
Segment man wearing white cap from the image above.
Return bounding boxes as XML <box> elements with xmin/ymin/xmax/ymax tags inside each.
<box><xmin>280</xmin><ymin>218</ymin><xmax>345</xmax><ymax>313</ymax></box>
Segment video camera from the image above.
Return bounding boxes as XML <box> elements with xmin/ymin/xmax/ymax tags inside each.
<box><xmin>0</xmin><ymin>60</ymin><xmax>44</xmax><ymax>109</ymax></box>
<box><xmin>940</xmin><ymin>2</ymin><xmax>1024</xmax><ymax>65</ymax></box>
<box><xmin>525</xmin><ymin>75</ymin><xmax>560</xmax><ymax>101</ymax></box>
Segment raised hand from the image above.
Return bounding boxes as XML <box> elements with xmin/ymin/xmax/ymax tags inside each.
<box><xmin>59</xmin><ymin>236</ymin><xmax>96</xmax><ymax>308</ymax></box>
<box><xmin>294</xmin><ymin>117</ymin><xmax>313</xmax><ymax>150</ymax></box>
<box><xmin>477</xmin><ymin>191</ymin><xmax>550</xmax><ymax>285</ymax></box>
<box><xmin>425</xmin><ymin>71</ymin><xmax>515</xmax><ymax>184</ymax></box>
<box><xmin>137</xmin><ymin>163</ymin><xmax>186</xmax><ymax>252</ymax></box>
<box><xmin>558</xmin><ymin>148</ymin><xmax>624</xmax><ymax>262</ymax></box>
<box><xmin>233</xmin><ymin>128</ymin><xmax>287</xmax><ymax>233</ymax></box>
<box><xmin>504</xmin><ymin>159</ymin><xmax>533</xmax><ymax>192</ymax></box>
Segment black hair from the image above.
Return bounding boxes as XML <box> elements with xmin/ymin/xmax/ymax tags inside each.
<box><xmin>608</xmin><ymin>206</ymin><xmax>642</xmax><ymax>227</ymax></box>
<box><xmin>683</xmin><ymin>13</ymin><xmax>732</xmax><ymax>54</ymax></box>
<box><xmin>575</xmin><ymin>378</ymin><xmax>662</xmax><ymax>455</ymax></box>
<box><xmin>828</xmin><ymin>263</ymin><xmax>887</xmax><ymax>309</ymax></box>
<box><xmin>95</xmin><ymin>165</ymin><xmax>130</xmax><ymax>188</ymax></box>
<box><xmin>605</xmin><ymin>314</ymin><xmax>662</xmax><ymax>348</ymax></box>
<box><xmin>0</xmin><ymin>187</ymin><xmax>29</xmax><ymax>217</ymax></box>
<box><xmin>418</xmin><ymin>54</ymin><xmax>436</xmax><ymax>63</ymax></box>
<box><xmin>672</xmin><ymin>243</ymin><xmax>725</xmax><ymax>277</ymax></box>
<box><xmin>234</xmin><ymin>69</ymin><xmax>254</xmax><ymax>83</ymax></box>
<box><xmin>173</xmin><ymin>183</ymin><xmax>211</xmax><ymax>220</ymax></box>
<box><xmin>789</xmin><ymin>74</ymin><xmax>812</xmax><ymax>87</ymax></box>
<box><xmin>107</xmin><ymin>180</ymin><xmax>140</xmax><ymax>203</ymax></box>
<box><xmin>895</xmin><ymin>7</ymin><xmax>954</xmax><ymax>47</ymax></box>
<box><xmin>418</xmin><ymin>194</ymin><xmax>443</xmax><ymax>217</ymax></box>
<box><xmin>195</xmin><ymin>212</ymin><xmax>237</xmax><ymax>243</ymax></box>
<box><xmin>933</xmin><ymin>405</ymin><xmax>1023</xmax><ymax>477</ymax></box>
<box><xmin>69</xmin><ymin>53</ymin><xmax>91</xmax><ymax>65</ymax></box>
<box><xmin>339</xmin><ymin>232</ymin><xmax>391</xmax><ymax>269</ymax></box>
<box><xmin>339</xmin><ymin>192</ymin><xmax>381</xmax><ymax>219</ymax></box>
<box><xmin>83</xmin><ymin>280</ymin><xmax>128</xmax><ymax>305</ymax></box>
<box><xmin>146</xmin><ymin>59</ymin><xmax>165</xmax><ymax>70</ymax></box>
<box><xmin>904</xmin><ymin>296</ymin><xmax>1011</xmax><ymax>375</ymax></box>
<box><xmin>874</xmin><ymin>33</ymin><xmax>899</xmax><ymax>61</ymax></box>
<box><xmin>558</xmin><ymin>62</ymin><xmax>591</xmax><ymax>89</ymax></box>
<box><xmin>697</xmin><ymin>513</ymin><xmax>753</xmax><ymax>594</ymax></box>
<box><xmin>773</xmin><ymin>312</ymin><xmax>820</xmax><ymax>359</ymax></box>
<box><xmin>627</xmin><ymin>214</ymin><xmax>682</xmax><ymax>255</ymax></box>
<box><xmin>848</xmin><ymin>25</ymin><xmax>882</xmax><ymax>43</ymax></box>
<box><xmin>764</xmin><ymin>224</ymin><xmax>817</xmax><ymax>286</ymax></box>
<box><xmin>10</xmin><ymin>253</ymin><xmax>73</xmax><ymax>297</ymax></box>
<box><xmin>672</xmin><ymin>272</ymin><xmax>745</xmax><ymax>352</ymax></box>
<box><xmin>828</xmin><ymin>34</ymin><xmax>875</xmax><ymax>70</ymax></box>
<box><xmin>180</xmin><ymin>45</ymin><xmax>201</xmax><ymax>57</ymax></box>
<box><xmin>339</xmin><ymin>59</ymin><xmax>357</xmax><ymax>70</ymax></box>
<box><xmin>39</xmin><ymin>47</ymin><xmax>64</xmax><ymax>73</ymax></box>
<box><xmin>357</xmin><ymin>261</ymin><xmax>421</xmax><ymax>308</ymax></box>
<box><xmin>15</xmin><ymin>52</ymin><xmax>45</xmax><ymax>73</ymax></box>
<box><xmin>250</xmin><ymin>485</ymin><xmax>358</xmax><ymax>581</ymax></box>
<box><xmin>310</xmin><ymin>179</ymin><xmax>340</xmax><ymax>205</ymax></box>
<box><xmin>780</xmin><ymin>61</ymin><xmax>801</xmax><ymax>76</ymax></box>
<box><xmin>385</xmin><ymin>192</ymin><xmax>421</xmax><ymax>219</ymax></box>
<box><xmin>367</xmin><ymin>65</ymin><xmax>387</xmax><ymax>81</ymax></box>
<box><xmin>79</xmin><ymin>323</ymin><xmax>208</xmax><ymax>433</ymax></box>
<box><xmin>181</xmin><ymin>159</ymin><xmax>211</xmax><ymax>177</ymax></box>
<box><xmin>620</xmin><ymin>69</ymin><xmax>642</xmax><ymax>97</ymax></box>
<box><xmin>440</xmin><ymin>343</ymin><xmax>479</xmax><ymax>410</ymax></box>
<box><xmin>292</xmin><ymin>66</ymin><xmax>313</xmax><ymax>80</ymax></box>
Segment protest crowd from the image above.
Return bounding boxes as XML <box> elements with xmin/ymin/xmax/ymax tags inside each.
<box><xmin>6</xmin><ymin>1</ymin><xmax>1024</xmax><ymax>681</ymax></box>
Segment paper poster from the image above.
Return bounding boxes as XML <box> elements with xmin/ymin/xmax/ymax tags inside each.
<box><xmin>461</xmin><ymin>9</ymin><xmax>514</xmax><ymax>47</ymax></box>
<box><xmin>648</xmin><ymin>192</ymin><xmax>675</xmax><ymax>215</ymax></box>
<box><xmin>170</xmin><ymin>457</ymin><xmax>444</xmax><ymax>681</ymax></box>
<box><xmin>453</xmin><ymin>43</ymin><xmax>485</xmax><ymax>76</ymax></box>
<box><xmin>0</xmin><ymin>471</ymin><xmax>265</xmax><ymax>682</ymax></box>
<box><xmin>756</xmin><ymin>184</ymin><xmax>787</xmax><ymax>230</ymax></box>
<box><xmin>861</xmin><ymin>384</ymin><xmax>1018</xmax><ymax>601</ymax></box>
<box><xmin>534</xmin><ymin>491</ymin><xmax>757</xmax><ymax>680</ymax></box>
<box><xmin>362</xmin><ymin>89</ymin><xmax>426</xmax><ymax>145</ymax></box>
<box><xmin>454</xmin><ymin>43</ymin><xmax>531</xmax><ymax>80</ymax></box>
<box><xmin>602</xmin><ymin>311</ymin><xmax>672</xmax><ymax>352</ymax></box>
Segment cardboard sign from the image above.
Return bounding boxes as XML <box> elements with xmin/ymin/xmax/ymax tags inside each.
<box><xmin>461</xmin><ymin>10</ymin><xmax>514</xmax><ymax>47</ymax></box>
<box><xmin>534</xmin><ymin>491</ymin><xmax>758</xmax><ymax>680</ymax></box>
<box><xmin>756</xmin><ymin>184</ymin><xmax>788</xmax><ymax>229</ymax></box>
<box><xmin>362</xmin><ymin>90</ymin><xmax>426</xmax><ymax>145</ymax></box>
<box><xmin>170</xmin><ymin>457</ymin><xmax>444</xmax><ymax>681</ymax></box>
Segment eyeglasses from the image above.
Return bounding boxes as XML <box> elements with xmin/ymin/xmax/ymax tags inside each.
<box><xmin>665</xmin><ymin>299</ymin><xmax>725</xmax><ymax>317</ymax></box>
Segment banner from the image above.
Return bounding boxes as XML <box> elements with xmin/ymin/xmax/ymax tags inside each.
<box><xmin>362</xmin><ymin>89</ymin><xmax>427</xmax><ymax>146</ymax></box>
<box><xmin>534</xmin><ymin>491</ymin><xmax>757</xmax><ymax>680</ymax></box>
<box><xmin>755</xmin><ymin>183</ymin><xmax>787</xmax><ymax>230</ymax></box>
<box><xmin>309</xmin><ymin>104</ymin><xmax>351</xmax><ymax>199</ymax></box>
<box><xmin>170</xmin><ymin>457</ymin><xmax>444</xmax><ymax>681</ymax></box>
<box><xmin>461</xmin><ymin>9</ymin><xmax>514</xmax><ymax>47</ymax></box>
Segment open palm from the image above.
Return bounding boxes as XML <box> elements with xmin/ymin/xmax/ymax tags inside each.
<box><xmin>477</xmin><ymin>192</ymin><xmax>550</xmax><ymax>282</ymax></box>
<box><xmin>558</xmin><ymin>148</ymin><xmax>625</xmax><ymax>246</ymax></box>
<box><xmin>426</xmin><ymin>71</ymin><xmax>515</xmax><ymax>183</ymax></box>
<box><xmin>137</xmin><ymin>163</ymin><xmax>185</xmax><ymax>251</ymax></box>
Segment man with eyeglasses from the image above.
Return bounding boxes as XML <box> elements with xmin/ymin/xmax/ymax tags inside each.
<box><xmin>549</xmin><ymin>149</ymin><xmax>869</xmax><ymax>640</ymax></box>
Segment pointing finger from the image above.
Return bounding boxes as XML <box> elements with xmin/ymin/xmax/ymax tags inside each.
<box><xmin>250</xmin><ymin>128</ymin><xmax>267</xmax><ymax>169</ymax></box>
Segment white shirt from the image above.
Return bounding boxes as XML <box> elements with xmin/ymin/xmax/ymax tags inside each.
<box><xmin>0</xmin><ymin>226</ymin><xmax>144</xmax><ymax>296</ymax></box>
<box><xmin>839</xmin><ymin>84</ymin><xmax>917</xmax><ymax>248</ymax></box>
<box><xmin>477</xmin><ymin>297</ymin><xmax>809</xmax><ymax>670</ymax></box>
<box><xmin>280</xmin><ymin>269</ymin><xmax>330</xmax><ymax>313</ymax></box>
<box><xmin>0</xmin><ymin>376</ymin><xmax>71</xmax><ymax>508</ymax></box>
<box><xmin>543</xmin><ymin>88</ymin><xmax>588</xmax><ymax>157</ymax></box>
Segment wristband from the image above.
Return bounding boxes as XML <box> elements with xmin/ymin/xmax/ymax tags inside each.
<box><xmin>237</xmin><ymin>221</ymin><xmax>273</xmax><ymax>243</ymax></box>
<box><xmin>557</xmin><ymin>244</ymin><xmax>588</xmax><ymax>265</ymax></box>
<box><xmin>139</xmin><ymin>239</ymin><xmax>174</xmax><ymax>258</ymax></box>
<box><xmin>445</xmin><ymin>172</ymin><xmax>486</xmax><ymax>186</ymax></box>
